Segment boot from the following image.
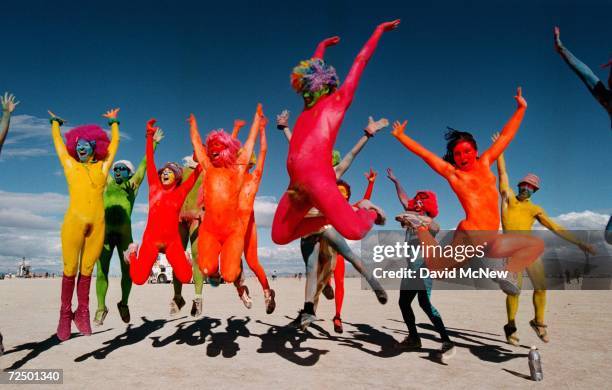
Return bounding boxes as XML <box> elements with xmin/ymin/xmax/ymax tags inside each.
<box><xmin>57</xmin><ymin>274</ymin><xmax>76</xmax><ymax>341</ymax></box>
<box><xmin>74</xmin><ymin>274</ymin><xmax>92</xmax><ymax>336</ymax></box>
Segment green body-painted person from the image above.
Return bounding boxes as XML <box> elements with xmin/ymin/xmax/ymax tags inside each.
<box><xmin>94</xmin><ymin>128</ymin><xmax>164</xmax><ymax>325</ymax></box>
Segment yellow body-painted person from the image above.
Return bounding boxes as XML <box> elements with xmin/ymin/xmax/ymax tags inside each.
<box><xmin>50</xmin><ymin>108</ymin><xmax>120</xmax><ymax>341</ymax></box>
<box><xmin>493</xmin><ymin>133</ymin><xmax>595</xmax><ymax>345</ymax></box>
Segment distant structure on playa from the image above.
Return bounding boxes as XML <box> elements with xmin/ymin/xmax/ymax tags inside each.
<box><xmin>17</xmin><ymin>257</ymin><xmax>32</xmax><ymax>278</ymax></box>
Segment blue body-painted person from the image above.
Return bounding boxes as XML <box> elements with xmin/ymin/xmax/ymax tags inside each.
<box><xmin>387</xmin><ymin>168</ymin><xmax>455</xmax><ymax>363</ymax></box>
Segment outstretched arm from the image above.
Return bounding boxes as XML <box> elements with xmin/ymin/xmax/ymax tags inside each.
<box><xmin>313</xmin><ymin>36</ymin><xmax>340</xmax><ymax>59</ymax></box>
<box><xmin>335</xmin><ymin>116</ymin><xmax>388</xmax><ymax>179</ymax></box>
<box><xmin>481</xmin><ymin>88</ymin><xmax>527</xmax><ymax>165</ymax></box>
<box><xmin>48</xmin><ymin>111</ymin><xmax>71</xmax><ymax>169</ymax></box>
<box><xmin>131</xmin><ymin>128</ymin><xmax>164</xmax><ymax>188</ymax></box>
<box><xmin>492</xmin><ymin>132</ymin><xmax>513</xmax><ymax>200</ymax></box>
<box><xmin>236</xmin><ymin>104</ymin><xmax>263</xmax><ymax>166</ymax></box>
<box><xmin>537</xmin><ymin>211</ymin><xmax>596</xmax><ymax>255</ymax></box>
<box><xmin>102</xmin><ymin>108</ymin><xmax>121</xmax><ymax>175</ymax></box>
<box><xmin>362</xmin><ymin>168</ymin><xmax>377</xmax><ymax>200</ymax></box>
<box><xmin>252</xmin><ymin>116</ymin><xmax>268</xmax><ymax>181</ymax></box>
<box><xmin>189</xmin><ymin>114</ymin><xmax>211</xmax><ymax>171</ymax></box>
<box><xmin>339</xmin><ymin>20</ymin><xmax>399</xmax><ymax>103</ymax></box>
<box><xmin>386</xmin><ymin>168</ymin><xmax>410</xmax><ymax>210</ymax></box>
<box><xmin>231</xmin><ymin>119</ymin><xmax>247</xmax><ymax>139</ymax></box>
<box><xmin>554</xmin><ymin>27</ymin><xmax>602</xmax><ymax>92</ymax></box>
<box><xmin>276</xmin><ymin>110</ymin><xmax>292</xmax><ymax>142</ymax></box>
<box><xmin>145</xmin><ymin>119</ymin><xmax>161</xmax><ymax>188</ymax></box>
<box><xmin>0</xmin><ymin>93</ymin><xmax>19</xmax><ymax>156</ymax></box>
<box><xmin>391</xmin><ymin>120</ymin><xmax>455</xmax><ymax>179</ymax></box>
<box><xmin>178</xmin><ymin>164</ymin><xmax>203</xmax><ymax>197</ymax></box>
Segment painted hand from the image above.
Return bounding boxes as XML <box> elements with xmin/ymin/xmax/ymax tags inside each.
<box><xmin>153</xmin><ymin>128</ymin><xmax>165</xmax><ymax>143</ymax></box>
<box><xmin>1</xmin><ymin>93</ymin><xmax>19</xmax><ymax>113</ymax></box>
<box><xmin>365</xmin><ymin>168</ymin><xmax>377</xmax><ymax>182</ymax></box>
<box><xmin>146</xmin><ymin>119</ymin><xmax>158</xmax><ymax>137</ymax></box>
<box><xmin>364</xmin><ymin>116</ymin><xmax>389</xmax><ymax>136</ymax></box>
<box><xmin>47</xmin><ymin>110</ymin><xmax>65</xmax><ymax>125</ymax></box>
<box><xmin>378</xmin><ymin>19</ymin><xmax>400</xmax><ymax>32</ymax></box>
<box><xmin>391</xmin><ymin>120</ymin><xmax>408</xmax><ymax>138</ymax></box>
<box><xmin>276</xmin><ymin>110</ymin><xmax>289</xmax><ymax>129</ymax></box>
<box><xmin>103</xmin><ymin>108</ymin><xmax>120</xmax><ymax>120</ymax></box>
<box><xmin>386</xmin><ymin>167</ymin><xmax>397</xmax><ymax>182</ymax></box>
<box><xmin>514</xmin><ymin>87</ymin><xmax>527</xmax><ymax>109</ymax></box>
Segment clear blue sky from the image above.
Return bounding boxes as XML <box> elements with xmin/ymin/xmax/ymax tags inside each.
<box><xmin>0</xmin><ymin>0</ymin><xmax>610</xmax><ymax>273</ymax></box>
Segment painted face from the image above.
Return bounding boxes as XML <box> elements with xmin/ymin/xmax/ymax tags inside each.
<box><xmin>452</xmin><ymin>140</ymin><xmax>477</xmax><ymax>171</ymax></box>
<box><xmin>160</xmin><ymin>168</ymin><xmax>176</xmax><ymax>188</ymax></box>
<box><xmin>338</xmin><ymin>184</ymin><xmax>350</xmax><ymax>200</ymax></box>
<box><xmin>303</xmin><ymin>86</ymin><xmax>330</xmax><ymax>108</ymax></box>
<box><xmin>517</xmin><ymin>183</ymin><xmax>536</xmax><ymax>200</ymax></box>
<box><xmin>76</xmin><ymin>139</ymin><xmax>95</xmax><ymax>162</ymax></box>
<box><xmin>407</xmin><ymin>192</ymin><xmax>428</xmax><ymax>214</ymax></box>
<box><xmin>113</xmin><ymin>163</ymin><xmax>132</xmax><ymax>184</ymax></box>
<box><xmin>207</xmin><ymin>139</ymin><xmax>226</xmax><ymax>167</ymax></box>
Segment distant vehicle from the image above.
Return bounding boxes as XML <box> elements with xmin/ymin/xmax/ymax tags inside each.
<box><xmin>17</xmin><ymin>258</ymin><xmax>32</xmax><ymax>278</ymax></box>
<box><xmin>0</xmin><ymin>273</ymin><xmax>5</xmax><ymax>280</ymax></box>
<box><xmin>148</xmin><ymin>255</ymin><xmax>173</xmax><ymax>284</ymax></box>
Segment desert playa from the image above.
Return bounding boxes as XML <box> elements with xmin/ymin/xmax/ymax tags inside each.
<box><xmin>1</xmin><ymin>277</ymin><xmax>611</xmax><ymax>389</ymax></box>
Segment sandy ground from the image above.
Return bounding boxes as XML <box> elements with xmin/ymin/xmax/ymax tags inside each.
<box><xmin>1</xmin><ymin>277</ymin><xmax>611</xmax><ymax>389</ymax></box>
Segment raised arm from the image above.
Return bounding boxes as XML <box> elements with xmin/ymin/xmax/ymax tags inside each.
<box><xmin>231</xmin><ymin>119</ymin><xmax>247</xmax><ymax>139</ymax></box>
<box><xmin>339</xmin><ymin>20</ymin><xmax>399</xmax><ymax>103</ymax></box>
<box><xmin>313</xmin><ymin>36</ymin><xmax>340</xmax><ymax>59</ymax></box>
<box><xmin>537</xmin><ymin>211</ymin><xmax>596</xmax><ymax>255</ymax></box>
<box><xmin>334</xmin><ymin>116</ymin><xmax>388</xmax><ymax>179</ymax></box>
<box><xmin>386</xmin><ymin>167</ymin><xmax>410</xmax><ymax>210</ymax></box>
<box><xmin>0</xmin><ymin>93</ymin><xmax>19</xmax><ymax>156</ymax></box>
<box><xmin>492</xmin><ymin>132</ymin><xmax>513</xmax><ymax>200</ymax></box>
<box><xmin>145</xmin><ymin>119</ymin><xmax>160</xmax><ymax>187</ymax></box>
<box><xmin>48</xmin><ymin>110</ymin><xmax>71</xmax><ymax>168</ymax></box>
<box><xmin>101</xmin><ymin>108</ymin><xmax>121</xmax><ymax>175</ymax></box>
<box><xmin>178</xmin><ymin>164</ymin><xmax>202</xmax><ymax>198</ymax></box>
<box><xmin>554</xmin><ymin>27</ymin><xmax>602</xmax><ymax>92</ymax></box>
<box><xmin>131</xmin><ymin>128</ymin><xmax>164</xmax><ymax>188</ymax></box>
<box><xmin>480</xmin><ymin>88</ymin><xmax>527</xmax><ymax>165</ymax></box>
<box><xmin>362</xmin><ymin>168</ymin><xmax>377</xmax><ymax>200</ymax></box>
<box><xmin>252</xmin><ymin>116</ymin><xmax>267</xmax><ymax>181</ymax></box>
<box><xmin>236</xmin><ymin>104</ymin><xmax>263</xmax><ymax>166</ymax></box>
<box><xmin>276</xmin><ymin>110</ymin><xmax>292</xmax><ymax>142</ymax></box>
<box><xmin>391</xmin><ymin>120</ymin><xmax>455</xmax><ymax>179</ymax></box>
<box><xmin>189</xmin><ymin>114</ymin><xmax>211</xmax><ymax>171</ymax></box>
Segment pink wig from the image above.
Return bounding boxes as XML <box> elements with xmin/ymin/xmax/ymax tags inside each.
<box><xmin>205</xmin><ymin>130</ymin><xmax>241</xmax><ymax>168</ymax></box>
<box><xmin>64</xmin><ymin>124</ymin><xmax>110</xmax><ymax>162</ymax></box>
<box><xmin>408</xmin><ymin>191</ymin><xmax>439</xmax><ymax>218</ymax></box>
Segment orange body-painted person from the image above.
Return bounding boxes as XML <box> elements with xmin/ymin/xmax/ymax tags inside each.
<box><xmin>189</xmin><ymin>105</ymin><xmax>263</xmax><ymax>284</ymax></box>
<box><xmin>391</xmin><ymin>88</ymin><xmax>544</xmax><ymax>293</ymax></box>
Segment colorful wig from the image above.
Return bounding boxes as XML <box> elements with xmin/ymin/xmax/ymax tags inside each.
<box><xmin>65</xmin><ymin>124</ymin><xmax>110</xmax><ymax>162</ymax></box>
<box><xmin>205</xmin><ymin>130</ymin><xmax>242</xmax><ymax>168</ymax></box>
<box><xmin>291</xmin><ymin>58</ymin><xmax>339</xmax><ymax>95</ymax></box>
<box><xmin>407</xmin><ymin>190</ymin><xmax>439</xmax><ymax>218</ymax></box>
<box><xmin>158</xmin><ymin>162</ymin><xmax>183</xmax><ymax>185</ymax></box>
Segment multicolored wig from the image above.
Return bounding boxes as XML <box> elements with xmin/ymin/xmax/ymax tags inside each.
<box><xmin>205</xmin><ymin>130</ymin><xmax>242</xmax><ymax>168</ymax></box>
<box><xmin>65</xmin><ymin>124</ymin><xmax>110</xmax><ymax>162</ymax></box>
<box><xmin>157</xmin><ymin>162</ymin><xmax>183</xmax><ymax>185</ymax></box>
<box><xmin>291</xmin><ymin>58</ymin><xmax>339</xmax><ymax>95</ymax></box>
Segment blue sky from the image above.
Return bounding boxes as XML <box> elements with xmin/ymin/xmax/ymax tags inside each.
<box><xmin>0</xmin><ymin>0</ymin><xmax>610</xmax><ymax>274</ymax></box>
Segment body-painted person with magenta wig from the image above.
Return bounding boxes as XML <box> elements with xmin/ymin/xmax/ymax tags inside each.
<box><xmin>271</xmin><ymin>20</ymin><xmax>399</xmax><ymax>245</ymax></box>
<box><xmin>391</xmin><ymin>88</ymin><xmax>545</xmax><ymax>294</ymax></box>
<box><xmin>0</xmin><ymin>93</ymin><xmax>19</xmax><ymax>156</ymax></box>
<box><xmin>50</xmin><ymin>108</ymin><xmax>120</xmax><ymax>341</ymax></box>
<box><xmin>553</xmin><ymin>27</ymin><xmax>612</xmax><ymax>244</ymax></box>
<box><xmin>277</xmin><ymin>111</ymin><xmax>388</xmax><ymax>330</ymax></box>
<box><xmin>124</xmin><ymin>119</ymin><xmax>201</xmax><ymax>286</ymax></box>
<box><xmin>189</xmin><ymin>105</ymin><xmax>262</xmax><ymax>285</ymax></box>
<box><xmin>493</xmin><ymin>133</ymin><xmax>595</xmax><ymax>345</ymax></box>
<box><xmin>387</xmin><ymin>168</ymin><xmax>455</xmax><ymax>362</ymax></box>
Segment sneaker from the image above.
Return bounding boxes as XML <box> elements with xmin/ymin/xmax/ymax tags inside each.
<box><xmin>170</xmin><ymin>296</ymin><xmax>186</xmax><ymax>315</ymax></box>
<box><xmin>191</xmin><ymin>298</ymin><xmax>202</xmax><ymax>317</ymax></box>
<box><xmin>395</xmin><ymin>212</ymin><xmax>432</xmax><ymax>230</ymax></box>
<box><xmin>117</xmin><ymin>302</ymin><xmax>130</xmax><ymax>323</ymax></box>
<box><xmin>322</xmin><ymin>284</ymin><xmax>334</xmax><ymax>300</ymax></box>
<box><xmin>529</xmin><ymin>319</ymin><xmax>549</xmax><ymax>343</ymax></box>
<box><xmin>438</xmin><ymin>341</ymin><xmax>456</xmax><ymax>363</ymax></box>
<box><xmin>264</xmin><ymin>289</ymin><xmax>276</xmax><ymax>314</ymax></box>
<box><xmin>300</xmin><ymin>311</ymin><xmax>317</xmax><ymax>331</ymax></box>
<box><xmin>493</xmin><ymin>270</ymin><xmax>521</xmax><ymax>296</ymax></box>
<box><xmin>238</xmin><ymin>285</ymin><xmax>253</xmax><ymax>309</ymax></box>
<box><xmin>396</xmin><ymin>335</ymin><xmax>422</xmax><ymax>350</ymax></box>
<box><xmin>504</xmin><ymin>323</ymin><xmax>520</xmax><ymax>346</ymax></box>
<box><xmin>123</xmin><ymin>243</ymin><xmax>138</xmax><ymax>264</ymax></box>
<box><xmin>333</xmin><ymin>315</ymin><xmax>343</xmax><ymax>334</ymax></box>
<box><xmin>93</xmin><ymin>307</ymin><xmax>108</xmax><ymax>326</ymax></box>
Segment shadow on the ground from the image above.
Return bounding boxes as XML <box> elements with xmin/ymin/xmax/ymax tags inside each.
<box><xmin>502</xmin><ymin>368</ymin><xmax>532</xmax><ymax>380</ymax></box>
<box><xmin>253</xmin><ymin>319</ymin><xmax>329</xmax><ymax>366</ymax></box>
<box><xmin>2</xmin><ymin>330</ymin><xmax>112</xmax><ymax>370</ymax></box>
<box><xmin>206</xmin><ymin>316</ymin><xmax>250</xmax><ymax>358</ymax></box>
<box><xmin>150</xmin><ymin>316</ymin><xmax>222</xmax><ymax>347</ymax></box>
<box><xmin>74</xmin><ymin>317</ymin><xmax>180</xmax><ymax>362</ymax></box>
<box><xmin>338</xmin><ymin>321</ymin><xmax>403</xmax><ymax>358</ymax></box>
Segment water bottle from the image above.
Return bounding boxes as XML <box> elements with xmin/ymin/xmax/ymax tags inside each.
<box><xmin>528</xmin><ymin>346</ymin><xmax>543</xmax><ymax>381</ymax></box>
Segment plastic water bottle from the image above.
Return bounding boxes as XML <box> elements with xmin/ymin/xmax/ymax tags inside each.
<box><xmin>528</xmin><ymin>346</ymin><xmax>543</xmax><ymax>381</ymax></box>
